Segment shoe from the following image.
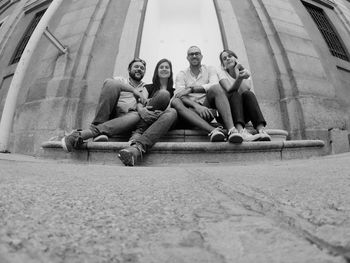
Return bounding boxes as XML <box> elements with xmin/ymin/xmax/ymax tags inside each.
<box><xmin>227</xmin><ymin>127</ymin><xmax>243</xmax><ymax>143</ymax></box>
<box><xmin>93</xmin><ymin>134</ymin><xmax>108</xmax><ymax>142</ymax></box>
<box><xmin>208</xmin><ymin>127</ymin><xmax>226</xmax><ymax>142</ymax></box>
<box><xmin>118</xmin><ymin>144</ymin><xmax>144</xmax><ymax>166</ymax></box>
<box><xmin>240</xmin><ymin>128</ymin><xmax>261</xmax><ymax>142</ymax></box>
<box><xmin>258</xmin><ymin>128</ymin><xmax>271</xmax><ymax>141</ymax></box>
<box><xmin>61</xmin><ymin>130</ymin><xmax>83</xmax><ymax>152</ymax></box>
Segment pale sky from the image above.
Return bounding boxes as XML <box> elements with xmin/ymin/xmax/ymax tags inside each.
<box><xmin>139</xmin><ymin>0</ymin><xmax>224</xmax><ymax>83</ymax></box>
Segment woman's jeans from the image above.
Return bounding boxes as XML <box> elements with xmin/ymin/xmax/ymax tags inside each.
<box><xmin>228</xmin><ymin>90</ymin><xmax>266</xmax><ymax>129</ymax></box>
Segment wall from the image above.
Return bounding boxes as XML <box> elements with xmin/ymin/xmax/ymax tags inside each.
<box><xmin>11</xmin><ymin>0</ymin><xmax>132</xmax><ymax>154</ymax></box>
<box><xmin>0</xmin><ymin>0</ymin><xmax>349</xmax><ymax>155</ymax></box>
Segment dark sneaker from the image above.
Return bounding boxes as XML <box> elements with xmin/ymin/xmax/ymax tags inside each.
<box><xmin>118</xmin><ymin>144</ymin><xmax>144</xmax><ymax>166</ymax></box>
<box><xmin>93</xmin><ymin>134</ymin><xmax>108</xmax><ymax>142</ymax></box>
<box><xmin>258</xmin><ymin>128</ymin><xmax>271</xmax><ymax>141</ymax></box>
<box><xmin>61</xmin><ymin>131</ymin><xmax>83</xmax><ymax>152</ymax></box>
<box><xmin>227</xmin><ymin>127</ymin><xmax>243</xmax><ymax>143</ymax></box>
<box><xmin>208</xmin><ymin>127</ymin><xmax>226</xmax><ymax>142</ymax></box>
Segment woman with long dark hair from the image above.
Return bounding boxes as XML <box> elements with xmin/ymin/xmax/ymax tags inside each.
<box><xmin>128</xmin><ymin>58</ymin><xmax>175</xmax><ymax>144</ymax></box>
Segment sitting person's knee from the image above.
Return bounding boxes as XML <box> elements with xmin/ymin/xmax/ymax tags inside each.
<box><xmin>102</xmin><ymin>78</ymin><xmax>122</xmax><ymax>93</ymax></box>
<box><xmin>207</xmin><ymin>84</ymin><xmax>224</xmax><ymax>96</ymax></box>
<box><xmin>149</xmin><ymin>90</ymin><xmax>171</xmax><ymax>111</ymax></box>
<box><xmin>156</xmin><ymin>89</ymin><xmax>171</xmax><ymax>98</ymax></box>
<box><xmin>171</xmin><ymin>97</ymin><xmax>183</xmax><ymax>108</ymax></box>
<box><xmin>166</xmin><ymin>107</ymin><xmax>177</xmax><ymax>117</ymax></box>
<box><xmin>241</xmin><ymin>90</ymin><xmax>254</xmax><ymax>98</ymax></box>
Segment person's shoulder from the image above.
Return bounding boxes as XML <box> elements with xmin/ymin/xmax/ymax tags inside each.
<box><xmin>217</xmin><ymin>68</ymin><xmax>229</xmax><ymax>79</ymax></box>
<box><xmin>175</xmin><ymin>68</ymin><xmax>188</xmax><ymax>78</ymax></box>
<box><xmin>113</xmin><ymin>76</ymin><xmax>126</xmax><ymax>82</ymax></box>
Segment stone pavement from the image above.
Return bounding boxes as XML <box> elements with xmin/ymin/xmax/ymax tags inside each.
<box><xmin>0</xmin><ymin>153</ymin><xmax>349</xmax><ymax>263</ymax></box>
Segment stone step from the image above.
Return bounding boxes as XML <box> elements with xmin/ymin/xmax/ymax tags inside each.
<box><xmin>105</xmin><ymin>128</ymin><xmax>289</xmax><ymax>142</ymax></box>
<box><xmin>40</xmin><ymin>129</ymin><xmax>325</xmax><ymax>166</ymax></box>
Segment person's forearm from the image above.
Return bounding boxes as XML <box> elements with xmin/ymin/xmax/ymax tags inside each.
<box><xmin>136</xmin><ymin>102</ymin><xmax>145</xmax><ymax>113</ymax></box>
<box><xmin>116</xmin><ymin>81</ymin><xmax>135</xmax><ymax>93</ymax></box>
<box><xmin>181</xmin><ymin>96</ymin><xmax>198</xmax><ymax>109</ymax></box>
<box><xmin>228</xmin><ymin>79</ymin><xmax>243</xmax><ymax>93</ymax></box>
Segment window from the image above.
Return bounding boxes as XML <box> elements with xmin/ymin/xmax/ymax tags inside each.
<box><xmin>9</xmin><ymin>9</ymin><xmax>45</xmax><ymax>64</ymax></box>
<box><xmin>303</xmin><ymin>2</ymin><xmax>349</xmax><ymax>61</ymax></box>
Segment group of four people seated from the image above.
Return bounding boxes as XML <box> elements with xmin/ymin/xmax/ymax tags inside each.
<box><xmin>61</xmin><ymin>46</ymin><xmax>271</xmax><ymax>166</ymax></box>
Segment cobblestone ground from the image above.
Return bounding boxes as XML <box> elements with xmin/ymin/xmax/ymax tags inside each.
<box><xmin>0</xmin><ymin>153</ymin><xmax>350</xmax><ymax>263</ymax></box>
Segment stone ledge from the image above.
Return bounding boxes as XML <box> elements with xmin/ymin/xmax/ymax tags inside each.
<box><xmin>40</xmin><ymin>140</ymin><xmax>325</xmax><ymax>166</ymax></box>
<box><xmin>88</xmin><ymin>128</ymin><xmax>289</xmax><ymax>142</ymax></box>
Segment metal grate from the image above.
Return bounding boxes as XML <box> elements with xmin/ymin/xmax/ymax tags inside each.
<box><xmin>10</xmin><ymin>9</ymin><xmax>46</xmax><ymax>65</ymax></box>
<box><xmin>303</xmin><ymin>2</ymin><xmax>349</xmax><ymax>61</ymax></box>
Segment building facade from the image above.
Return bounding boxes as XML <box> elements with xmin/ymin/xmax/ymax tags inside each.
<box><xmin>0</xmin><ymin>0</ymin><xmax>349</xmax><ymax>155</ymax></box>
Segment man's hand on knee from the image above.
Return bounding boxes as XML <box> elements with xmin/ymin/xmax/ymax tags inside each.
<box><xmin>193</xmin><ymin>104</ymin><xmax>214</xmax><ymax>121</ymax></box>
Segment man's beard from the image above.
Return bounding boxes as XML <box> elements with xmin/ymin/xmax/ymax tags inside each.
<box><xmin>129</xmin><ymin>71</ymin><xmax>143</xmax><ymax>81</ymax></box>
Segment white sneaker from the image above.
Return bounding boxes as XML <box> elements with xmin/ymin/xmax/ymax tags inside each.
<box><xmin>227</xmin><ymin>127</ymin><xmax>243</xmax><ymax>143</ymax></box>
<box><xmin>208</xmin><ymin>127</ymin><xmax>226</xmax><ymax>142</ymax></box>
<box><xmin>93</xmin><ymin>134</ymin><xmax>108</xmax><ymax>142</ymax></box>
<box><xmin>258</xmin><ymin>128</ymin><xmax>271</xmax><ymax>141</ymax></box>
<box><xmin>240</xmin><ymin>128</ymin><xmax>261</xmax><ymax>142</ymax></box>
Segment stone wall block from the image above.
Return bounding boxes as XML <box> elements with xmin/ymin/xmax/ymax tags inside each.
<box><xmin>55</xmin><ymin>17</ymin><xmax>91</xmax><ymax>39</ymax></box>
<box><xmin>26</xmin><ymin>78</ymin><xmax>51</xmax><ymax>102</ymax></box>
<box><xmin>329</xmin><ymin>128</ymin><xmax>350</xmax><ymax>154</ymax></box>
<box><xmin>59</xmin><ymin>35</ymin><xmax>84</xmax><ymax>56</ymax></box>
<box><xmin>60</xmin><ymin>6</ymin><xmax>96</xmax><ymax>26</ymax></box>
<box><xmin>74</xmin><ymin>54</ymin><xmax>92</xmax><ymax>80</ymax></box>
<box><xmin>259</xmin><ymin>101</ymin><xmax>284</xmax><ymax>129</ymax></box>
<box><xmin>263</xmin><ymin>4</ymin><xmax>303</xmax><ymax>26</ymax></box>
<box><xmin>293</xmin><ymin>75</ymin><xmax>335</xmax><ymax>97</ymax></box>
<box><xmin>70</xmin><ymin>0</ymin><xmax>98</xmax><ymax>11</ymax></box>
<box><xmin>280</xmin><ymin>97</ymin><xmax>304</xmax><ymax>139</ymax></box>
<box><xmin>68</xmin><ymin>79</ymin><xmax>88</xmax><ymax>99</ymax></box>
<box><xmin>264</xmin><ymin>34</ymin><xmax>288</xmax><ymax>75</ymax></box>
<box><xmin>93</xmin><ymin>1</ymin><xmax>109</xmax><ymax>22</ymax></box>
<box><xmin>274</xmin><ymin>20</ymin><xmax>310</xmax><ymax>40</ymax></box>
<box><xmin>298</xmin><ymin>96</ymin><xmax>347</xmax><ymax>130</ymax></box>
<box><xmin>279</xmin><ymin>33</ymin><xmax>318</xmax><ymax>58</ymax></box>
<box><xmin>14</xmin><ymin>98</ymin><xmax>78</xmax><ymax>131</ymax></box>
<box><xmin>14</xmin><ymin>101</ymin><xmax>41</xmax><ymax>131</ymax></box>
<box><xmin>47</xmin><ymin>77</ymin><xmax>74</xmax><ymax>98</ymax></box>
<box><xmin>278</xmin><ymin>73</ymin><xmax>295</xmax><ymax>98</ymax></box>
<box><xmin>287</xmin><ymin>52</ymin><xmax>327</xmax><ymax>79</ymax></box>
<box><xmin>13</xmin><ymin>131</ymin><xmax>35</xmax><ymax>154</ymax></box>
<box><xmin>262</xmin><ymin>0</ymin><xmax>293</xmax><ymax>10</ymax></box>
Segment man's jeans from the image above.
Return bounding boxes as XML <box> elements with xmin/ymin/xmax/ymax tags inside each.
<box><xmin>89</xmin><ymin>78</ymin><xmax>177</xmax><ymax>151</ymax></box>
<box><xmin>134</xmin><ymin>108</ymin><xmax>177</xmax><ymax>152</ymax></box>
<box><xmin>90</xmin><ymin>78</ymin><xmax>140</xmax><ymax>136</ymax></box>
